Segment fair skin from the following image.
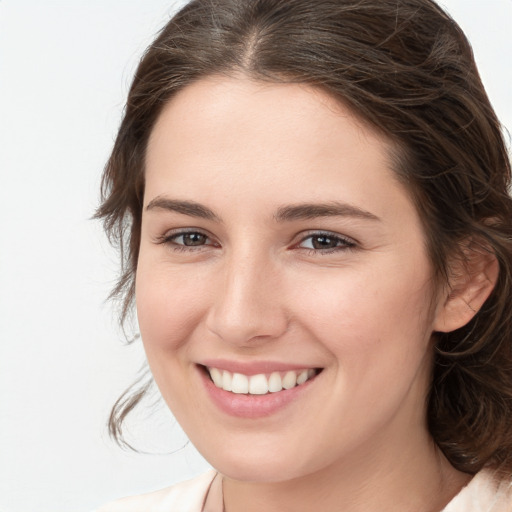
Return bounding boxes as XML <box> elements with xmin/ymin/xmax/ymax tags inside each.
<box><xmin>136</xmin><ymin>76</ymin><xmax>482</xmax><ymax>512</ymax></box>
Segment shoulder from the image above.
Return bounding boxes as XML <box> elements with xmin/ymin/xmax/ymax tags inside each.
<box><xmin>92</xmin><ymin>470</ymin><xmax>217</xmax><ymax>512</ymax></box>
<box><xmin>443</xmin><ymin>469</ymin><xmax>512</xmax><ymax>512</ymax></box>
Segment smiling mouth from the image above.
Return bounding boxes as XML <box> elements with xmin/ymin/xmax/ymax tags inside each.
<box><xmin>204</xmin><ymin>366</ymin><xmax>321</xmax><ymax>395</ymax></box>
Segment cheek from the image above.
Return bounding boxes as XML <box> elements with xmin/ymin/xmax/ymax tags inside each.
<box><xmin>135</xmin><ymin>263</ymin><xmax>208</xmax><ymax>353</ymax></box>
<box><xmin>135</xmin><ymin>262</ymin><xmax>211</xmax><ymax>415</ymax></box>
<box><xmin>292</xmin><ymin>262</ymin><xmax>435</xmax><ymax>364</ymax></box>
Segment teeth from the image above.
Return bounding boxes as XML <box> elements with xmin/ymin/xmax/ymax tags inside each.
<box><xmin>296</xmin><ymin>369</ymin><xmax>308</xmax><ymax>385</ymax></box>
<box><xmin>268</xmin><ymin>372</ymin><xmax>282</xmax><ymax>393</ymax></box>
<box><xmin>282</xmin><ymin>371</ymin><xmax>297</xmax><ymax>389</ymax></box>
<box><xmin>222</xmin><ymin>370</ymin><xmax>232</xmax><ymax>392</ymax></box>
<box><xmin>207</xmin><ymin>367</ymin><xmax>317</xmax><ymax>395</ymax></box>
<box><xmin>210</xmin><ymin>367</ymin><xmax>223</xmax><ymax>388</ymax></box>
<box><xmin>249</xmin><ymin>374</ymin><xmax>269</xmax><ymax>395</ymax></box>
<box><xmin>231</xmin><ymin>373</ymin><xmax>249</xmax><ymax>394</ymax></box>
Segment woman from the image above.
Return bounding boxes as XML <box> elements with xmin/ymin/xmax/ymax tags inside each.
<box><xmin>94</xmin><ymin>0</ymin><xmax>512</xmax><ymax>510</ymax></box>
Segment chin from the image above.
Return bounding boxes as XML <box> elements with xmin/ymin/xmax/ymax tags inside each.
<box><xmin>215</xmin><ymin>459</ymin><xmax>307</xmax><ymax>483</ymax></box>
<box><xmin>196</xmin><ymin>439</ymin><xmax>318</xmax><ymax>483</ymax></box>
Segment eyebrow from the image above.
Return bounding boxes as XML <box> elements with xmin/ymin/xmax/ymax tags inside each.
<box><xmin>274</xmin><ymin>202</ymin><xmax>380</xmax><ymax>222</ymax></box>
<box><xmin>145</xmin><ymin>197</ymin><xmax>221</xmax><ymax>222</ymax></box>
<box><xmin>145</xmin><ymin>196</ymin><xmax>380</xmax><ymax>223</ymax></box>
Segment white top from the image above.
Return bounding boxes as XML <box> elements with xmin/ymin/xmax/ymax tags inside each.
<box><xmin>94</xmin><ymin>468</ymin><xmax>512</xmax><ymax>512</ymax></box>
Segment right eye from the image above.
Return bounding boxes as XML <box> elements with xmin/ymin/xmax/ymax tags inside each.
<box><xmin>158</xmin><ymin>230</ymin><xmax>217</xmax><ymax>251</ymax></box>
<box><xmin>171</xmin><ymin>232</ymin><xmax>209</xmax><ymax>247</ymax></box>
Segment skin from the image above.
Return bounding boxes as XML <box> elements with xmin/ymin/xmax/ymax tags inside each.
<box><xmin>137</xmin><ymin>76</ymin><xmax>473</xmax><ymax>512</ymax></box>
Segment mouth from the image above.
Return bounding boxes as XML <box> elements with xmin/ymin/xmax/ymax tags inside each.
<box><xmin>203</xmin><ymin>366</ymin><xmax>322</xmax><ymax>395</ymax></box>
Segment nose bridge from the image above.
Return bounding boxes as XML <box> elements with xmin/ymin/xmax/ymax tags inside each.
<box><xmin>206</xmin><ymin>244</ymin><xmax>287</xmax><ymax>344</ymax></box>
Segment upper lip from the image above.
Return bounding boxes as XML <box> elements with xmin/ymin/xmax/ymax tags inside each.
<box><xmin>199</xmin><ymin>358</ymin><xmax>320</xmax><ymax>376</ymax></box>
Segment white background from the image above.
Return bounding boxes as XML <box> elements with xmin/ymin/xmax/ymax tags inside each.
<box><xmin>0</xmin><ymin>1</ymin><xmax>510</xmax><ymax>511</ymax></box>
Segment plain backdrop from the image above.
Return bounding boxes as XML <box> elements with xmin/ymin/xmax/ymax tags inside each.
<box><xmin>0</xmin><ymin>1</ymin><xmax>510</xmax><ymax>511</ymax></box>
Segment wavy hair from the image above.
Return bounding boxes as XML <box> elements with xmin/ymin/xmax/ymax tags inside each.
<box><xmin>96</xmin><ymin>0</ymin><xmax>512</xmax><ymax>474</ymax></box>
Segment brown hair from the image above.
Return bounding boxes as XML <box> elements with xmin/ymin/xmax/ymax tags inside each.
<box><xmin>97</xmin><ymin>0</ymin><xmax>512</xmax><ymax>474</ymax></box>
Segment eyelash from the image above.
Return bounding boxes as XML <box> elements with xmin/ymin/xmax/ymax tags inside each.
<box><xmin>157</xmin><ymin>229</ymin><xmax>357</xmax><ymax>255</ymax></box>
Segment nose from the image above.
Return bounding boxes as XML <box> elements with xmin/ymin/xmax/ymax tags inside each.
<box><xmin>205</xmin><ymin>249</ymin><xmax>289</xmax><ymax>346</ymax></box>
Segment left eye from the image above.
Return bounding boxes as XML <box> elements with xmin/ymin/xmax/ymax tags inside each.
<box><xmin>299</xmin><ymin>233</ymin><xmax>355</xmax><ymax>251</ymax></box>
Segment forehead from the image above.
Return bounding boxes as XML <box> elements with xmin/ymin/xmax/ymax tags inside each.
<box><xmin>148</xmin><ymin>76</ymin><xmax>390</xmax><ymax>159</ymax></box>
<box><xmin>144</xmin><ymin>76</ymin><xmax>411</xmax><ymax>222</ymax></box>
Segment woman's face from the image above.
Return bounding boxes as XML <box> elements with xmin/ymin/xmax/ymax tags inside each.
<box><xmin>137</xmin><ymin>77</ymin><xmax>445</xmax><ymax>482</ymax></box>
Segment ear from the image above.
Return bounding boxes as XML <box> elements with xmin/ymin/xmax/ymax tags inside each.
<box><xmin>433</xmin><ymin>239</ymin><xmax>499</xmax><ymax>333</ymax></box>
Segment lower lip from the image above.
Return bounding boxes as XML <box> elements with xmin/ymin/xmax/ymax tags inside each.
<box><xmin>198</xmin><ymin>367</ymin><xmax>317</xmax><ymax>418</ymax></box>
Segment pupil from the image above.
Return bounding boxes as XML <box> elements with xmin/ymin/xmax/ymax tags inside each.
<box><xmin>313</xmin><ymin>235</ymin><xmax>336</xmax><ymax>249</ymax></box>
<box><xmin>184</xmin><ymin>233</ymin><xmax>206</xmax><ymax>246</ymax></box>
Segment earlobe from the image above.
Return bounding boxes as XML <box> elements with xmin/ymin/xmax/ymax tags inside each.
<box><xmin>433</xmin><ymin>241</ymin><xmax>499</xmax><ymax>333</ymax></box>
